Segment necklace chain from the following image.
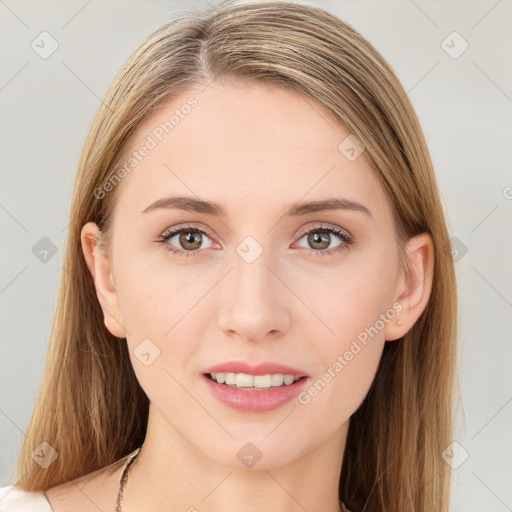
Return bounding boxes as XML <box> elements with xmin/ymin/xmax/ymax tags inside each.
<box><xmin>114</xmin><ymin>446</ymin><xmax>347</xmax><ymax>511</ymax></box>
<box><xmin>115</xmin><ymin>446</ymin><xmax>141</xmax><ymax>512</ymax></box>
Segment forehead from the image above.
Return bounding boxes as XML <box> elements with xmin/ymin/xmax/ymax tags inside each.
<box><xmin>111</xmin><ymin>80</ymin><xmax>389</xmax><ymax>220</ymax></box>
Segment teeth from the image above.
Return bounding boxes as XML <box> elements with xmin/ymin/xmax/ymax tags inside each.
<box><xmin>225</xmin><ymin>373</ymin><xmax>236</xmax><ymax>385</ymax></box>
<box><xmin>209</xmin><ymin>372</ymin><xmax>302</xmax><ymax>389</ymax></box>
<box><xmin>238</xmin><ymin>373</ymin><xmax>256</xmax><ymax>387</ymax></box>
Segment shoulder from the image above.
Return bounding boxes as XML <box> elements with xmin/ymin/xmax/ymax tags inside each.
<box><xmin>1</xmin><ymin>455</ymin><xmax>129</xmax><ymax>512</ymax></box>
<box><xmin>0</xmin><ymin>485</ymin><xmax>53</xmax><ymax>511</ymax></box>
<box><xmin>44</xmin><ymin>458</ymin><xmax>126</xmax><ymax>512</ymax></box>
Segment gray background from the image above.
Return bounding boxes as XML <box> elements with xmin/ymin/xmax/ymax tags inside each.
<box><xmin>1</xmin><ymin>1</ymin><xmax>511</xmax><ymax>510</ymax></box>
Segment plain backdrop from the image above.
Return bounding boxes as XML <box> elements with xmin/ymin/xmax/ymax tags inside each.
<box><xmin>1</xmin><ymin>1</ymin><xmax>511</xmax><ymax>510</ymax></box>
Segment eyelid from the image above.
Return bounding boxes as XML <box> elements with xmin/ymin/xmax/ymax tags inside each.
<box><xmin>294</xmin><ymin>222</ymin><xmax>352</xmax><ymax>241</ymax></box>
<box><xmin>160</xmin><ymin>222</ymin><xmax>216</xmax><ymax>240</ymax></box>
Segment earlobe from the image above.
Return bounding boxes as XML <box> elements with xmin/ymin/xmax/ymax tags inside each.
<box><xmin>80</xmin><ymin>222</ymin><xmax>127</xmax><ymax>339</ymax></box>
<box><xmin>385</xmin><ymin>232</ymin><xmax>434</xmax><ymax>341</ymax></box>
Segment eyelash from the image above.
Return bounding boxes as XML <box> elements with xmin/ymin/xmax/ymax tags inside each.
<box><xmin>155</xmin><ymin>224</ymin><xmax>353</xmax><ymax>258</ymax></box>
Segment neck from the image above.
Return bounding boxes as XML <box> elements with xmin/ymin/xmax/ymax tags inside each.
<box><xmin>121</xmin><ymin>403</ymin><xmax>348</xmax><ymax>512</ymax></box>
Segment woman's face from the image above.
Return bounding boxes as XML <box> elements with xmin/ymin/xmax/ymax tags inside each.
<box><xmin>83</xmin><ymin>80</ymin><xmax>422</xmax><ymax>469</ymax></box>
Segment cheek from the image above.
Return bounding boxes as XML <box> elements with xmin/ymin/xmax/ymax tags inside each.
<box><xmin>293</xmin><ymin>247</ymin><xmax>396</xmax><ymax>410</ymax></box>
<box><xmin>297</xmin><ymin>338</ymin><xmax>383</xmax><ymax>430</ymax></box>
<box><xmin>114</xmin><ymin>246</ymin><xmax>195</xmax><ymax>332</ymax></box>
<box><xmin>296</xmin><ymin>272</ymin><xmax>391</xmax><ymax>418</ymax></box>
<box><xmin>295</xmin><ymin>244</ymin><xmax>398</xmax><ymax>341</ymax></box>
<box><xmin>116</xmin><ymin>262</ymin><xmax>203</xmax><ymax>406</ymax></box>
<box><xmin>114</xmin><ymin>253</ymin><xmax>210</xmax><ymax>373</ymax></box>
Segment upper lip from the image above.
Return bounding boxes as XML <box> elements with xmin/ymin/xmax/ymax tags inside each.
<box><xmin>203</xmin><ymin>361</ymin><xmax>308</xmax><ymax>378</ymax></box>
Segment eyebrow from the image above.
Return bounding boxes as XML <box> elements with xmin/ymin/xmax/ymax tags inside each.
<box><xmin>141</xmin><ymin>196</ymin><xmax>372</xmax><ymax>218</ymax></box>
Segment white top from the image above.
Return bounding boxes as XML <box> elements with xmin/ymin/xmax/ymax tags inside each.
<box><xmin>0</xmin><ymin>485</ymin><xmax>53</xmax><ymax>511</ymax></box>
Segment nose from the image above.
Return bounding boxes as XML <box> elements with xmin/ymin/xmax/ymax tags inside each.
<box><xmin>216</xmin><ymin>247</ymin><xmax>291</xmax><ymax>342</ymax></box>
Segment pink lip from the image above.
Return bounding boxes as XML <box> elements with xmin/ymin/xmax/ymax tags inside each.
<box><xmin>202</xmin><ymin>374</ymin><xmax>309</xmax><ymax>412</ymax></box>
<box><xmin>201</xmin><ymin>360</ymin><xmax>309</xmax><ymax>413</ymax></box>
<box><xmin>202</xmin><ymin>360</ymin><xmax>307</xmax><ymax>379</ymax></box>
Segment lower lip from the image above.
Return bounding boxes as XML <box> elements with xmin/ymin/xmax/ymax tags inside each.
<box><xmin>202</xmin><ymin>374</ymin><xmax>309</xmax><ymax>412</ymax></box>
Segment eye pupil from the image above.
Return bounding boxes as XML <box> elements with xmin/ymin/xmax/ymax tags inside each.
<box><xmin>308</xmin><ymin>231</ymin><xmax>330</xmax><ymax>250</ymax></box>
<box><xmin>180</xmin><ymin>230</ymin><xmax>202</xmax><ymax>250</ymax></box>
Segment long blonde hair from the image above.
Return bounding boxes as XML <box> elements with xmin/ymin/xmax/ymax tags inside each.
<box><xmin>15</xmin><ymin>2</ymin><xmax>458</xmax><ymax>510</ymax></box>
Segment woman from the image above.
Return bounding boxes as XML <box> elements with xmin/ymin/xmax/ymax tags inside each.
<box><xmin>0</xmin><ymin>1</ymin><xmax>458</xmax><ymax>511</ymax></box>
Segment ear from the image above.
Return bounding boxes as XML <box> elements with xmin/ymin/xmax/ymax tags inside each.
<box><xmin>81</xmin><ymin>222</ymin><xmax>126</xmax><ymax>339</ymax></box>
<box><xmin>384</xmin><ymin>232</ymin><xmax>434</xmax><ymax>342</ymax></box>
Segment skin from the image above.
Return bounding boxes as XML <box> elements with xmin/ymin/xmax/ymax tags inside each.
<box><xmin>45</xmin><ymin>80</ymin><xmax>433</xmax><ymax>512</ymax></box>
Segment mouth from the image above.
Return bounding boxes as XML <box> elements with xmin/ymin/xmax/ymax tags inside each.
<box><xmin>201</xmin><ymin>370</ymin><xmax>310</xmax><ymax>412</ymax></box>
<box><xmin>204</xmin><ymin>372</ymin><xmax>307</xmax><ymax>391</ymax></box>
<box><xmin>200</xmin><ymin>361</ymin><xmax>309</xmax><ymax>412</ymax></box>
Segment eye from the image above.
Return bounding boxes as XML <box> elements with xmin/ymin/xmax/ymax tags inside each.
<box><xmin>156</xmin><ymin>225</ymin><xmax>214</xmax><ymax>257</ymax></box>
<box><xmin>294</xmin><ymin>224</ymin><xmax>353</xmax><ymax>256</ymax></box>
<box><xmin>156</xmin><ymin>223</ymin><xmax>353</xmax><ymax>258</ymax></box>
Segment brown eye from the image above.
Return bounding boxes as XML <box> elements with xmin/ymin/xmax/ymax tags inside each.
<box><xmin>295</xmin><ymin>226</ymin><xmax>351</xmax><ymax>255</ymax></box>
<box><xmin>178</xmin><ymin>230</ymin><xmax>203</xmax><ymax>251</ymax></box>
<box><xmin>158</xmin><ymin>225</ymin><xmax>214</xmax><ymax>256</ymax></box>
<box><xmin>307</xmin><ymin>231</ymin><xmax>331</xmax><ymax>250</ymax></box>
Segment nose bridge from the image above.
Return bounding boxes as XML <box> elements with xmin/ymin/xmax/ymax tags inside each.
<box><xmin>230</xmin><ymin>230</ymin><xmax>276</xmax><ymax>294</ymax></box>
<box><xmin>217</xmin><ymin>238</ymin><xmax>288</xmax><ymax>339</ymax></box>
<box><xmin>233</xmin><ymin>246</ymin><xmax>273</xmax><ymax>298</ymax></box>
